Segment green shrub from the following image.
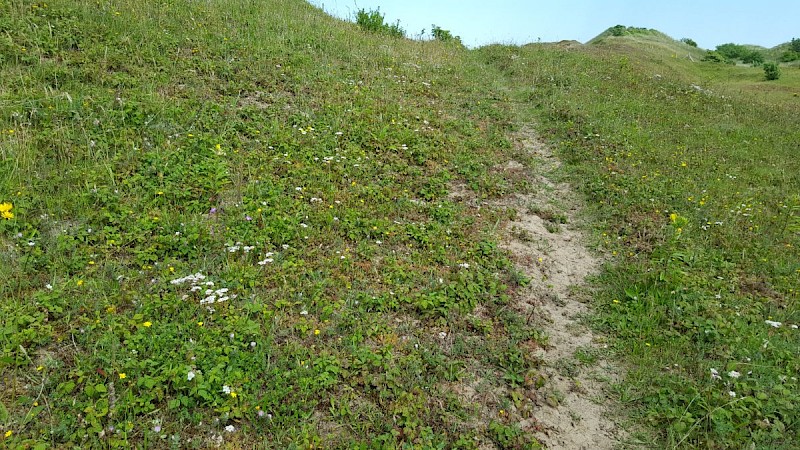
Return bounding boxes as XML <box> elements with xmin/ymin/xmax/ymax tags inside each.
<box><xmin>355</xmin><ymin>8</ymin><xmax>405</xmax><ymax>38</ymax></box>
<box><xmin>680</xmin><ymin>38</ymin><xmax>698</xmax><ymax>47</ymax></box>
<box><xmin>431</xmin><ymin>25</ymin><xmax>462</xmax><ymax>45</ymax></box>
<box><xmin>791</xmin><ymin>37</ymin><xmax>800</xmax><ymax>53</ymax></box>
<box><xmin>741</xmin><ymin>49</ymin><xmax>764</xmax><ymax>65</ymax></box>
<box><xmin>779</xmin><ymin>50</ymin><xmax>800</xmax><ymax>62</ymax></box>
<box><xmin>763</xmin><ymin>62</ymin><xmax>781</xmax><ymax>80</ymax></box>
<box><xmin>609</xmin><ymin>25</ymin><xmax>626</xmax><ymax>37</ymax></box>
<box><xmin>702</xmin><ymin>51</ymin><xmax>730</xmax><ymax>63</ymax></box>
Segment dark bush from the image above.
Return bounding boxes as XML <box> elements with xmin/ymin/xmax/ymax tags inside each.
<box><xmin>355</xmin><ymin>8</ymin><xmax>405</xmax><ymax>38</ymax></box>
<box><xmin>702</xmin><ymin>51</ymin><xmax>730</xmax><ymax>63</ymax></box>
<box><xmin>763</xmin><ymin>62</ymin><xmax>781</xmax><ymax>80</ymax></box>
<box><xmin>431</xmin><ymin>25</ymin><xmax>461</xmax><ymax>45</ymax></box>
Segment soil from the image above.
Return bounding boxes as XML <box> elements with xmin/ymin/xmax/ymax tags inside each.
<box><xmin>497</xmin><ymin>129</ymin><xmax>624</xmax><ymax>449</ymax></box>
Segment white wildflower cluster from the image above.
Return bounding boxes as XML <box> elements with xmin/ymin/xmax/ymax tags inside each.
<box><xmin>226</xmin><ymin>242</ymin><xmax>255</xmax><ymax>253</ymax></box>
<box><xmin>201</xmin><ymin>287</ymin><xmax>231</xmax><ymax>305</ymax></box>
<box><xmin>765</xmin><ymin>320</ymin><xmax>782</xmax><ymax>328</ymax></box>
<box><xmin>458</xmin><ymin>263</ymin><xmax>470</xmax><ymax>269</ymax></box>
<box><xmin>258</xmin><ymin>252</ymin><xmax>275</xmax><ymax>266</ymax></box>
<box><xmin>170</xmin><ymin>273</ymin><xmax>235</xmax><ymax>306</ymax></box>
<box><xmin>170</xmin><ymin>272</ymin><xmax>206</xmax><ymax>285</ymax></box>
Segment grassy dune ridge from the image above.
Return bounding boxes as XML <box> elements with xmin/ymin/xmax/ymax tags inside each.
<box><xmin>1</xmin><ymin>0</ymin><xmax>799</xmax><ymax>448</ymax></box>
<box><xmin>478</xmin><ymin>40</ymin><xmax>799</xmax><ymax>447</ymax></box>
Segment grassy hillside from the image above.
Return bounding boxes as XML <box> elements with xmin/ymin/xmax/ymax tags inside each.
<box><xmin>0</xmin><ymin>1</ymin><xmax>548</xmax><ymax>447</ymax></box>
<box><xmin>479</xmin><ymin>36</ymin><xmax>799</xmax><ymax>448</ymax></box>
<box><xmin>2</xmin><ymin>1</ymin><xmax>799</xmax><ymax>448</ymax></box>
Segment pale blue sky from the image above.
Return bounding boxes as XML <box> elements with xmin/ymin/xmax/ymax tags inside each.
<box><xmin>309</xmin><ymin>0</ymin><xmax>799</xmax><ymax>49</ymax></box>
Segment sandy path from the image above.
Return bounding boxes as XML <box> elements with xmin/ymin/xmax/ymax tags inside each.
<box><xmin>500</xmin><ymin>129</ymin><xmax>623</xmax><ymax>449</ymax></box>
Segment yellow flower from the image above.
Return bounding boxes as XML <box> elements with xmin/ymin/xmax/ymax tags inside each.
<box><xmin>4</xmin><ymin>430</ymin><xmax>11</xmax><ymax>438</ymax></box>
<box><xmin>119</xmin><ymin>373</ymin><xmax>126</xmax><ymax>379</ymax></box>
<box><xmin>669</xmin><ymin>213</ymin><xmax>678</xmax><ymax>223</ymax></box>
<box><xmin>314</xmin><ymin>329</ymin><xmax>321</xmax><ymax>336</ymax></box>
<box><xmin>230</xmin><ymin>391</ymin><xmax>237</xmax><ymax>398</ymax></box>
<box><xmin>143</xmin><ymin>321</ymin><xmax>152</xmax><ymax>327</ymax></box>
<box><xmin>76</xmin><ymin>280</ymin><xmax>84</xmax><ymax>287</ymax></box>
<box><xmin>0</xmin><ymin>202</ymin><xmax>12</xmax><ymax>220</ymax></box>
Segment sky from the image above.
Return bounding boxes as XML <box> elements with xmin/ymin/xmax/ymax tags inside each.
<box><xmin>308</xmin><ymin>0</ymin><xmax>800</xmax><ymax>50</ymax></box>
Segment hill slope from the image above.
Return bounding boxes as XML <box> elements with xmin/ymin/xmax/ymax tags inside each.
<box><xmin>0</xmin><ymin>0</ymin><xmax>548</xmax><ymax>447</ymax></box>
<box><xmin>2</xmin><ymin>3</ymin><xmax>799</xmax><ymax>449</ymax></box>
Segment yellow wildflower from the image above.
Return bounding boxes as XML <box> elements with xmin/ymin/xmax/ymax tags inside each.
<box><xmin>143</xmin><ymin>321</ymin><xmax>152</xmax><ymax>327</ymax></box>
<box><xmin>0</xmin><ymin>202</ymin><xmax>13</xmax><ymax>220</ymax></box>
<box><xmin>119</xmin><ymin>373</ymin><xmax>126</xmax><ymax>379</ymax></box>
<box><xmin>4</xmin><ymin>430</ymin><xmax>11</xmax><ymax>438</ymax></box>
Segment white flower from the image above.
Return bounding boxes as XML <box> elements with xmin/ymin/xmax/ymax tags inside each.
<box><xmin>765</xmin><ymin>320</ymin><xmax>782</xmax><ymax>328</ymax></box>
<box><xmin>224</xmin><ymin>425</ymin><xmax>235</xmax><ymax>432</ymax></box>
<box><xmin>258</xmin><ymin>258</ymin><xmax>274</xmax><ymax>265</ymax></box>
<box><xmin>458</xmin><ymin>263</ymin><xmax>470</xmax><ymax>269</ymax></box>
<box><xmin>187</xmin><ymin>371</ymin><xmax>196</xmax><ymax>381</ymax></box>
<box><xmin>438</xmin><ymin>331</ymin><xmax>447</xmax><ymax>339</ymax></box>
<box><xmin>222</xmin><ymin>385</ymin><xmax>231</xmax><ymax>394</ymax></box>
<box><xmin>728</xmin><ymin>391</ymin><xmax>736</xmax><ymax>397</ymax></box>
<box><xmin>710</xmin><ymin>368</ymin><xmax>721</xmax><ymax>380</ymax></box>
<box><xmin>45</xmin><ymin>284</ymin><xmax>53</xmax><ymax>290</ymax></box>
<box><xmin>300</xmin><ymin>309</ymin><xmax>308</xmax><ymax>316</ymax></box>
<box><xmin>728</xmin><ymin>371</ymin><xmax>741</xmax><ymax>379</ymax></box>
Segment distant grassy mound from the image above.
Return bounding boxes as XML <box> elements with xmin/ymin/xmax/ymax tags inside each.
<box><xmin>588</xmin><ymin>25</ymin><xmax>707</xmax><ymax>62</ymax></box>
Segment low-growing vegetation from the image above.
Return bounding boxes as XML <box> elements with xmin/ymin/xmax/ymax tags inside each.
<box><xmin>479</xmin><ymin>37</ymin><xmax>799</xmax><ymax>448</ymax></box>
<box><xmin>1</xmin><ymin>1</ymin><xmax>798</xmax><ymax>448</ymax></box>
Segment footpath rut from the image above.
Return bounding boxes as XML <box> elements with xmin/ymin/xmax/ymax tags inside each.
<box><xmin>498</xmin><ymin>129</ymin><xmax>623</xmax><ymax>449</ymax></box>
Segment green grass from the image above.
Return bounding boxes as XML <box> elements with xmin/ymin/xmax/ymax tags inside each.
<box><xmin>478</xmin><ymin>41</ymin><xmax>800</xmax><ymax>448</ymax></box>
<box><xmin>0</xmin><ymin>1</ymin><xmax>544</xmax><ymax>447</ymax></box>
<box><xmin>2</xmin><ymin>1</ymin><xmax>800</xmax><ymax>448</ymax></box>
